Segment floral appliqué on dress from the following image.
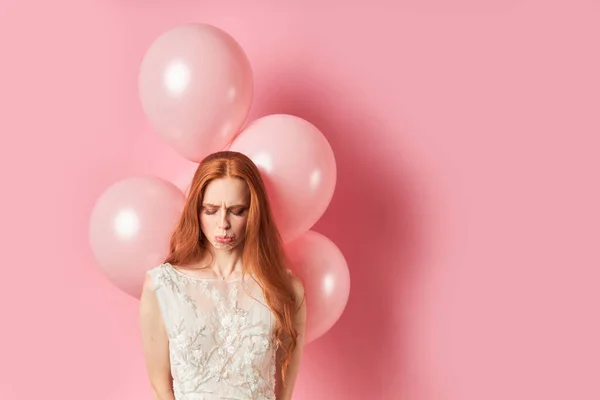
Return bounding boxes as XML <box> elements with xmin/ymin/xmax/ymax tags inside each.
<box><xmin>148</xmin><ymin>263</ymin><xmax>278</xmax><ymax>400</ymax></box>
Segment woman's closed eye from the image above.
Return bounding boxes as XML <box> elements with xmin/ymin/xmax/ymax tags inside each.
<box><xmin>230</xmin><ymin>208</ymin><xmax>246</xmax><ymax>216</ymax></box>
<box><xmin>203</xmin><ymin>208</ymin><xmax>246</xmax><ymax>216</ymax></box>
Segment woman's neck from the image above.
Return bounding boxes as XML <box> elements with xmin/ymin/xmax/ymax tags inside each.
<box><xmin>201</xmin><ymin>248</ymin><xmax>244</xmax><ymax>279</ymax></box>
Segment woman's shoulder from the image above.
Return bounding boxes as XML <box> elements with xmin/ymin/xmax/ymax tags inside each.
<box><xmin>143</xmin><ymin>262</ymin><xmax>175</xmax><ymax>290</ymax></box>
<box><xmin>146</xmin><ymin>262</ymin><xmax>171</xmax><ymax>277</ymax></box>
<box><xmin>285</xmin><ymin>269</ymin><xmax>305</xmax><ymax>306</ymax></box>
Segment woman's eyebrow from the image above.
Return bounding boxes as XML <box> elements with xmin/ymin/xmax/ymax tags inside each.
<box><xmin>202</xmin><ymin>203</ymin><xmax>247</xmax><ymax>208</ymax></box>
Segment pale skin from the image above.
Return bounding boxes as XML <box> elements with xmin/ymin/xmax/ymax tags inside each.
<box><xmin>139</xmin><ymin>177</ymin><xmax>306</xmax><ymax>400</ymax></box>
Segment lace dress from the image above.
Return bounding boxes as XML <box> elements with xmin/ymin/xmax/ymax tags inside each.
<box><xmin>147</xmin><ymin>263</ymin><xmax>278</xmax><ymax>400</ymax></box>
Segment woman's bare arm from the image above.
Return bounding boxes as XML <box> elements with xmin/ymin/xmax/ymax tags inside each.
<box><xmin>275</xmin><ymin>277</ymin><xmax>307</xmax><ymax>400</ymax></box>
<box><xmin>139</xmin><ymin>274</ymin><xmax>176</xmax><ymax>400</ymax></box>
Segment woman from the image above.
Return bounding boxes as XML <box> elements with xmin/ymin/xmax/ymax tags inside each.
<box><xmin>139</xmin><ymin>151</ymin><xmax>306</xmax><ymax>400</ymax></box>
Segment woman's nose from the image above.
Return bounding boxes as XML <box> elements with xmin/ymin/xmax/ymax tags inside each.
<box><xmin>218</xmin><ymin>210</ymin><xmax>231</xmax><ymax>229</ymax></box>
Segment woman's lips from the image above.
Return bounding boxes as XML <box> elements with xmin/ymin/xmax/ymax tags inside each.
<box><xmin>215</xmin><ymin>236</ymin><xmax>234</xmax><ymax>243</ymax></box>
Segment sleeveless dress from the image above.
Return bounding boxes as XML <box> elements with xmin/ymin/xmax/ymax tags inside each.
<box><xmin>147</xmin><ymin>262</ymin><xmax>278</xmax><ymax>400</ymax></box>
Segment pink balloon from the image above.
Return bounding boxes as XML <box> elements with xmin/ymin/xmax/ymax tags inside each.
<box><xmin>89</xmin><ymin>176</ymin><xmax>186</xmax><ymax>298</ymax></box>
<box><xmin>229</xmin><ymin>114</ymin><xmax>337</xmax><ymax>242</ymax></box>
<box><xmin>138</xmin><ymin>23</ymin><xmax>254</xmax><ymax>162</ymax></box>
<box><xmin>285</xmin><ymin>231</ymin><xmax>351</xmax><ymax>343</ymax></box>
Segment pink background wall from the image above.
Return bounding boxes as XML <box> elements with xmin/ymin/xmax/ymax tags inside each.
<box><xmin>1</xmin><ymin>0</ymin><xmax>598</xmax><ymax>399</ymax></box>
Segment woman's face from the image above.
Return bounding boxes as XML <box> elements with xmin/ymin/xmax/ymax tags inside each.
<box><xmin>199</xmin><ymin>177</ymin><xmax>250</xmax><ymax>251</ymax></box>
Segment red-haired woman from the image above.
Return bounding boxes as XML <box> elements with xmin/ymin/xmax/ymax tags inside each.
<box><xmin>139</xmin><ymin>151</ymin><xmax>306</xmax><ymax>400</ymax></box>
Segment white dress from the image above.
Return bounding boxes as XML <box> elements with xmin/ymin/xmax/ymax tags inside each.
<box><xmin>147</xmin><ymin>262</ymin><xmax>278</xmax><ymax>400</ymax></box>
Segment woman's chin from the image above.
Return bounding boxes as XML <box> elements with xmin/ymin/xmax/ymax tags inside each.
<box><xmin>210</xmin><ymin>240</ymin><xmax>239</xmax><ymax>251</ymax></box>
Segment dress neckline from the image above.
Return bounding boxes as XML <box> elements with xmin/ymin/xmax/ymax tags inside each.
<box><xmin>164</xmin><ymin>262</ymin><xmax>245</xmax><ymax>283</ymax></box>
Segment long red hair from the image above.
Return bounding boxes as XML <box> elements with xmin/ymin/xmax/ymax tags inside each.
<box><xmin>164</xmin><ymin>150</ymin><xmax>298</xmax><ymax>383</ymax></box>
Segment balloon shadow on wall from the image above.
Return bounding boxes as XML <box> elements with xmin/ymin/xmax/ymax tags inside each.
<box><xmin>255</xmin><ymin>75</ymin><xmax>429</xmax><ymax>399</ymax></box>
